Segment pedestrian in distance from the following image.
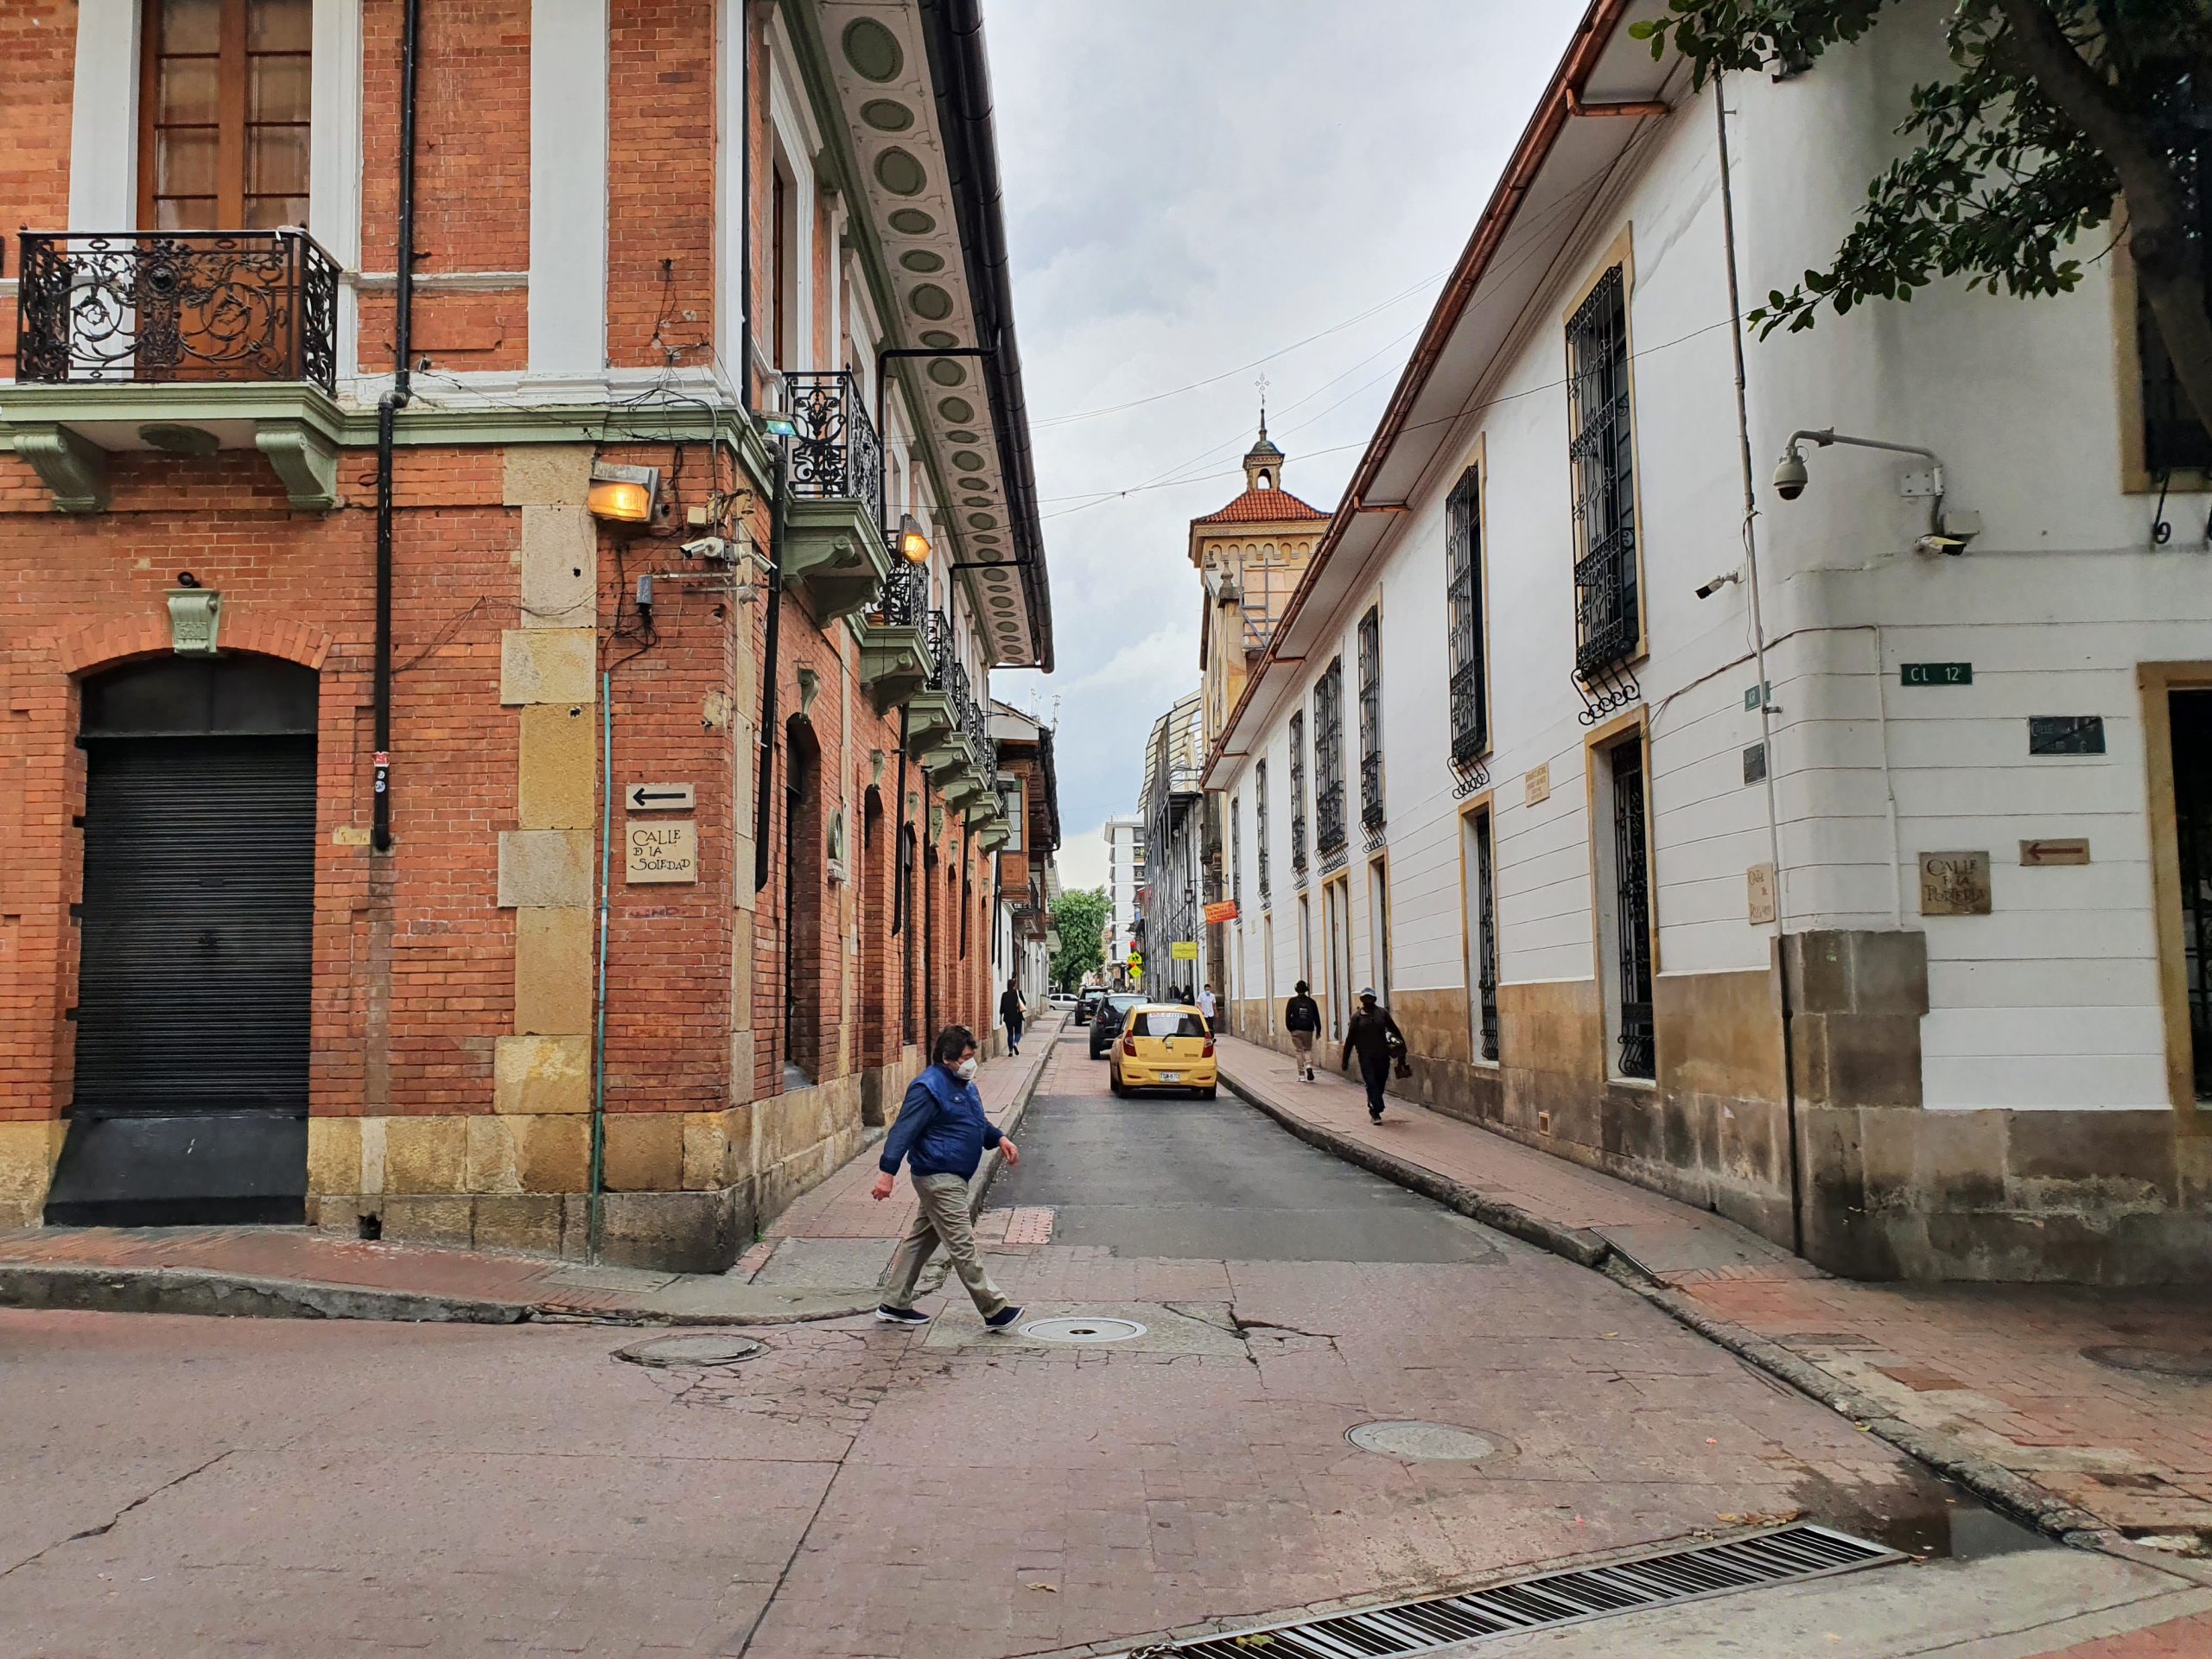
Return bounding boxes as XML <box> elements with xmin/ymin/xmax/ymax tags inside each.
<box><xmin>871</xmin><ymin>1025</ymin><xmax>1024</xmax><ymax>1330</ymax></box>
<box><xmin>1340</xmin><ymin>988</ymin><xmax>1408</xmax><ymax>1122</ymax></box>
<box><xmin>1283</xmin><ymin>979</ymin><xmax>1321</xmax><ymax>1082</ymax></box>
<box><xmin>1000</xmin><ymin>976</ymin><xmax>1025</xmax><ymax>1056</ymax></box>
<box><xmin>1198</xmin><ymin>984</ymin><xmax>1217</xmax><ymax>1025</ymax></box>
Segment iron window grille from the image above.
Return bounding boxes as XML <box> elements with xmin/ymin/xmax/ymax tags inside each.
<box><xmin>16</xmin><ymin>229</ymin><xmax>340</xmax><ymax>391</ymax></box>
<box><xmin>1255</xmin><ymin>761</ymin><xmax>1270</xmax><ymax>903</ymax></box>
<box><xmin>1609</xmin><ymin>734</ymin><xmax>1656</xmax><ymax>1080</ymax></box>
<box><xmin>1446</xmin><ymin>467</ymin><xmax>1487</xmax><ymax>764</ymax></box>
<box><xmin>1287</xmin><ymin>711</ymin><xmax>1308</xmax><ymax>877</ymax></box>
<box><xmin>1230</xmin><ymin>798</ymin><xmax>1243</xmax><ymax>909</ymax></box>
<box><xmin>1313</xmin><ymin>662</ymin><xmax>1346</xmax><ymax>855</ymax></box>
<box><xmin>1473</xmin><ymin>809</ymin><xmax>1500</xmax><ymax>1063</ymax></box>
<box><xmin>783</xmin><ymin>368</ymin><xmax>885</xmax><ymax>534</ymax></box>
<box><xmin>2142</xmin><ymin>116</ymin><xmax>2209</xmax><ymax>475</ymax></box>
<box><xmin>1567</xmin><ymin>267</ymin><xmax>1639</xmax><ymax>675</ymax></box>
<box><xmin>2175</xmin><ymin>692</ymin><xmax>2212</xmax><ymax>1096</ymax></box>
<box><xmin>1357</xmin><ymin>606</ymin><xmax>1384</xmax><ymax>830</ymax></box>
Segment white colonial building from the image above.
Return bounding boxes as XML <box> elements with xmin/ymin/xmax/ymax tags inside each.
<box><xmin>1102</xmin><ymin>815</ymin><xmax>1147</xmax><ymax>985</ymax></box>
<box><xmin>1205</xmin><ymin>0</ymin><xmax>2212</xmax><ymax>1282</ymax></box>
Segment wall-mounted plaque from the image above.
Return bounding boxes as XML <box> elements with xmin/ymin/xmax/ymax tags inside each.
<box><xmin>1918</xmin><ymin>849</ymin><xmax>1991</xmax><ymax>917</ymax></box>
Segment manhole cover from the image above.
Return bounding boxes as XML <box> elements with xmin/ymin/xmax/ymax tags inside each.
<box><xmin>1019</xmin><ymin>1316</ymin><xmax>1147</xmax><ymax>1344</ymax></box>
<box><xmin>613</xmin><ymin>1333</ymin><xmax>768</xmax><ymax>1369</ymax></box>
<box><xmin>2084</xmin><ymin>1344</ymin><xmax>2212</xmax><ymax>1381</ymax></box>
<box><xmin>1347</xmin><ymin>1420</ymin><xmax>1511</xmax><ymax>1461</ymax></box>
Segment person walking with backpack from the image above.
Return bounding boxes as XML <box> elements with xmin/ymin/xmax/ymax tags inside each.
<box><xmin>871</xmin><ymin>1025</ymin><xmax>1024</xmax><ymax>1330</ymax></box>
<box><xmin>999</xmin><ymin>976</ymin><xmax>1025</xmax><ymax>1056</ymax></box>
<box><xmin>1282</xmin><ymin>980</ymin><xmax>1321</xmax><ymax>1082</ymax></box>
<box><xmin>1340</xmin><ymin>988</ymin><xmax>1408</xmax><ymax>1123</ymax></box>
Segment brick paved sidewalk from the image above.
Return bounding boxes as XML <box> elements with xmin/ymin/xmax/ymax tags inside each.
<box><xmin>0</xmin><ymin>1018</ymin><xmax>1064</xmax><ymax>1325</ymax></box>
<box><xmin>1217</xmin><ymin>1033</ymin><xmax>2212</xmax><ymax>1546</ymax></box>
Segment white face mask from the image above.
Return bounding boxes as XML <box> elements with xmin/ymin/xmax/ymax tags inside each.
<box><xmin>956</xmin><ymin>1058</ymin><xmax>979</xmax><ymax>1082</ymax></box>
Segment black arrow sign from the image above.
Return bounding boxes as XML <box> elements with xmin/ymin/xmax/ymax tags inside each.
<box><xmin>630</xmin><ymin>787</ymin><xmax>690</xmax><ymax>807</ymax></box>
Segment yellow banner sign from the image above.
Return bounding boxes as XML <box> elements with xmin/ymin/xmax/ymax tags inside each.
<box><xmin>1169</xmin><ymin>940</ymin><xmax>1198</xmax><ymax>961</ymax></box>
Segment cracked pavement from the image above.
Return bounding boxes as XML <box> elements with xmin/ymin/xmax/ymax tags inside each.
<box><xmin>2</xmin><ymin>1027</ymin><xmax>2204</xmax><ymax>1657</ymax></box>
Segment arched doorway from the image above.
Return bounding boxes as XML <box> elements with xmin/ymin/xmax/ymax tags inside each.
<box><xmin>46</xmin><ymin>655</ymin><xmax>319</xmax><ymax>1224</ymax></box>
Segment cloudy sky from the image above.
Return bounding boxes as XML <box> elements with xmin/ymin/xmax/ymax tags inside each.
<box><xmin>984</xmin><ymin>1</ymin><xmax>1585</xmax><ymax>891</ymax></box>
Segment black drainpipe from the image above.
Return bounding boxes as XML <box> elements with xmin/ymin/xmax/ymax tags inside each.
<box><xmin>752</xmin><ymin>439</ymin><xmax>788</xmax><ymax>890</ymax></box>
<box><xmin>372</xmin><ymin>0</ymin><xmax>422</xmax><ymax>853</ymax></box>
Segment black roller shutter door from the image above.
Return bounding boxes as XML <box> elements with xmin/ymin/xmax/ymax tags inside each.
<box><xmin>73</xmin><ymin>734</ymin><xmax>317</xmax><ymax>1113</ymax></box>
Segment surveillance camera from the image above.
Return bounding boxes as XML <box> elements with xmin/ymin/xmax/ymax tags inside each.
<box><xmin>681</xmin><ymin>535</ymin><xmax>735</xmax><ymax>563</ymax></box>
<box><xmin>1772</xmin><ymin>445</ymin><xmax>1809</xmax><ymax>501</ymax></box>
<box><xmin>1694</xmin><ymin>569</ymin><xmax>1741</xmax><ymax>601</ymax></box>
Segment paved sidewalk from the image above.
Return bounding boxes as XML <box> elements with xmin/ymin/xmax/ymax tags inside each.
<box><xmin>1216</xmin><ymin>1032</ymin><xmax>2212</xmax><ymax>1547</ymax></box>
<box><xmin>0</xmin><ymin>1016</ymin><xmax>1063</xmax><ymax>1326</ymax></box>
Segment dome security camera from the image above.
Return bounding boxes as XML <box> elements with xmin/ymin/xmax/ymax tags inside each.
<box><xmin>1772</xmin><ymin>444</ymin><xmax>1809</xmax><ymax>501</ymax></box>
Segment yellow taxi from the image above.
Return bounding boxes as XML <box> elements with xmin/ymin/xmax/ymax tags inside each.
<box><xmin>1109</xmin><ymin>1003</ymin><xmax>1217</xmax><ymax>1098</ymax></box>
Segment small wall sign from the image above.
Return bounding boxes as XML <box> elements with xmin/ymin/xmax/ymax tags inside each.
<box><xmin>2028</xmin><ymin>715</ymin><xmax>2106</xmax><ymax>756</ymax></box>
<box><xmin>1742</xmin><ymin>742</ymin><xmax>1767</xmax><ymax>785</ymax></box>
<box><xmin>1746</xmin><ymin>863</ymin><xmax>1776</xmax><ymax>925</ymax></box>
<box><xmin>626</xmin><ymin>782</ymin><xmax>695</xmax><ymax>811</ymax></box>
<box><xmin>626</xmin><ymin>819</ymin><xmax>698</xmax><ymax>884</ymax></box>
<box><xmin>2020</xmin><ymin>837</ymin><xmax>2091</xmax><ymax>867</ymax></box>
<box><xmin>1918</xmin><ymin>849</ymin><xmax>1992</xmax><ymax>917</ymax></box>
<box><xmin>1523</xmin><ymin>763</ymin><xmax>1550</xmax><ymax>807</ymax></box>
<box><xmin>1169</xmin><ymin>940</ymin><xmax>1198</xmax><ymax>961</ymax></box>
<box><xmin>1901</xmin><ymin>663</ymin><xmax>1972</xmax><ymax>687</ymax></box>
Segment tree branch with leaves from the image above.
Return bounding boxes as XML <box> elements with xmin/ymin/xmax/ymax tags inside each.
<box><xmin>1631</xmin><ymin>0</ymin><xmax>2212</xmax><ymax>437</ymax></box>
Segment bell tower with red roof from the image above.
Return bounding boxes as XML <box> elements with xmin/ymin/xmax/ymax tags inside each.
<box><xmin>1189</xmin><ymin>418</ymin><xmax>1331</xmax><ymax>755</ymax></box>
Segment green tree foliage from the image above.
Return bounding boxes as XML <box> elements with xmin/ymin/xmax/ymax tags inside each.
<box><xmin>1049</xmin><ymin>886</ymin><xmax>1110</xmax><ymax>992</ymax></box>
<box><xmin>1631</xmin><ymin>0</ymin><xmax>2212</xmax><ymax>435</ymax></box>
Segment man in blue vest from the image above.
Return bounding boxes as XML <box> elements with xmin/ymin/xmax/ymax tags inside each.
<box><xmin>871</xmin><ymin>1024</ymin><xmax>1024</xmax><ymax>1329</ymax></box>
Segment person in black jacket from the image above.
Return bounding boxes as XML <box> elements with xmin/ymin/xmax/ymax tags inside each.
<box><xmin>1340</xmin><ymin>988</ymin><xmax>1407</xmax><ymax>1122</ymax></box>
<box><xmin>999</xmin><ymin>977</ymin><xmax>1025</xmax><ymax>1055</ymax></box>
<box><xmin>1282</xmin><ymin>980</ymin><xmax>1322</xmax><ymax>1083</ymax></box>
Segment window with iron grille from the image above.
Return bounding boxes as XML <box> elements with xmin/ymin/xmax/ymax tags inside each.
<box><xmin>1446</xmin><ymin>467</ymin><xmax>1487</xmax><ymax>763</ymax></box>
<box><xmin>1608</xmin><ymin>734</ymin><xmax>1655</xmax><ymax>1079</ymax></box>
<box><xmin>1314</xmin><ymin>662</ymin><xmax>1345</xmax><ymax>855</ymax></box>
<box><xmin>1255</xmin><ymin>761</ymin><xmax>1270</xmax><ymax>903</ymax></box>
<box><xmin>1230</xmin><ymin>796</ymin><xmax>1243</xmax><ymax>909</ymax></box>
<box><xmin>1288</xmin><ymin>711</ymin><xmax>1307</xmax><ymax>873</ymax></box>
<box><xmin>1567</xmin><ymin>266</ymin><xmax>1638</xmax><ymax>673</ymax></box>
<box><xmin>1357</xmin><ymin>607</ymin><xmax>1383</xmax><ymax>830</ymax></box>
<box><xmin>1471</xmin><ymin>807</ymin><xmax>1499</xmax><ymax>1062</ymax></box>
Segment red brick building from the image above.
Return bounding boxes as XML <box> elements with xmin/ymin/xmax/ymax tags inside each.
<box><xmin>0</xmin><ymin>0</ymin><xmax>1052</xmax><ymax>1269</ymax></box>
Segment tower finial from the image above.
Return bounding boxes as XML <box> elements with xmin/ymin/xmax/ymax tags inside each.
<box><xmin>1255</xmin><ymin>372</ymin><xmax>1270</xmax><ymax>440</ymax></box>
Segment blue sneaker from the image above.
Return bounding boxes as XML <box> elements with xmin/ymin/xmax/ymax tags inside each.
<box><xmin>982</xmin><ymin>1304</ymin><xmax>1024</xmax><ymax>1331</ymax></box>
<box><xmin>874</xmin><ymin>1305</ymin><xmax>930</xmax><ymax>1325</ymax></box>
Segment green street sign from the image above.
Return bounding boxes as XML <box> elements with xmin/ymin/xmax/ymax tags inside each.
<box><xmin>1901</xmin><ymin>662</ymin><xmax>1972</xmax><ymax>687</ymax></box>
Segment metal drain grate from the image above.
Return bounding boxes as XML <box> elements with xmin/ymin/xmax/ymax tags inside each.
<box><xmin>1122</xmin><ymin>1524</ymin><xmax>1901</xmax><ymax>1656</ymax></box>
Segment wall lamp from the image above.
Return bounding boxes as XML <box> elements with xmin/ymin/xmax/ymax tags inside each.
<box><xmin>1772</xmin><ymin>428</ymin><xmax>1982</xmax><ymax>554</ymax></box>
<box><xmin>897</xmin><ymin>513</ymin><xmax>931</xmax><ymax>565</ymax></box>
<box><xmin>588</xmin><ymin>462</ymin><xmax>661</xmax><ymax>528</ymax></box>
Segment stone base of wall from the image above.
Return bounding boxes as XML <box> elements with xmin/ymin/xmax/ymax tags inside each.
<box><xmin>1338</xmin><ymin>934</ymin><xmax>2209</xmax><ymax>1285</ymax></box>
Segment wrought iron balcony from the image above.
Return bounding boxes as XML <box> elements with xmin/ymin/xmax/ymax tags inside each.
<box><xmin>783</xmin><ymin>369</ymin><xmax>884</xmax><ymax>531</ymax></box>
<box><xmin>875</xmin><ymin>560</ymin><xmax>928</xmax><ymax>628</ymax></box>
<box><xmin>16</xmin><ymin>230</ymin><xmax>340</xmax><ymax>392</ymax></box>
<box><xmin>1359</xmin><ymin>751</ymin><xmax>1385</xmax><ymax>830</ymax></box>
<box><xmin>1450</xmin><ymin>661</ymin><xmax>1488</xmax><ymax>766</ymax></box>
<box><xmin>1315</xmin><ymin>782</ymin><xmax>1345</xmax><ymax>855</ymax></box>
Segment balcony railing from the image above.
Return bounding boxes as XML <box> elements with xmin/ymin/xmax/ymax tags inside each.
<box><xmin>874</xmin><ymin>559</ymin><xmax>927</xmax><ymax>628</ymax></box>
<box><xmin>784</xmin><ymin>369</ymin><xmax>884</xmax><ymax>533</ymax></box>
<box><xmin>1315</xmin><ymin>782</ymin><xmax>1345</xmax><ymax>856</ymax></box>
<box><xmin>1360</xmin><ymin>751</ymin><xmax>1386</xmax><ymax>831</ymax></box>
<box><xmin>15</xmin><ymin>230</ymin><xmax>340</xmax><ymax>392</ymax></box>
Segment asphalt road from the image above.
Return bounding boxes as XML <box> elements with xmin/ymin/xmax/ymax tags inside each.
<box><xmin>2</xmin><ymin>1024</ymin><xmax>2203</xmax><ymax>1658</ymax></box>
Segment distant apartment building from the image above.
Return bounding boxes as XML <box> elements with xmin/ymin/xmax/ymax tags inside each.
<box><xmin>1102</xmin><ymin>814</ymin><xmax>1145</xmax><ymax>984</ymax></box>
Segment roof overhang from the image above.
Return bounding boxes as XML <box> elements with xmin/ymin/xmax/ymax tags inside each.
<box><xmin>1203</xmin><ymin>0</ymin><xmax>1680</xmax><ymax>787</ymax></box>
<box><xmin>800</xmin><ymin>0</ymin><xmax>1054</xmax><ymax>671</ymax></box>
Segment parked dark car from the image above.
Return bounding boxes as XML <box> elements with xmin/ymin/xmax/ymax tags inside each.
<box><xmin>1089</xmin><ymin>993</ymin><xmax>1148</xmax><ymax>1059</ymax></box>
<box><xmin>1074</xmin><ymin>988</ymin><xmax>1103</xmax><ymax>1026</ymax></box>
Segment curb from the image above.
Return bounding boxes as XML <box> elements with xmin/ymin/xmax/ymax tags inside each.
<box><xmin>1217</xmin><ymin>1068</ymin><xmax>1610</xmax><ymax>1268</ymax></box>
<box><xmin>969</xmin><ymin>1014</ymin><xmax>1063</xmax><ymax>1216</ymax></box>
<box><xmin>1598</xmin><ymin>1258</ymin><xmax>2107</xmax><ymax>1541</ymax></box>
<box><xmin>0</xmin><ymin>1030</ymin><xmax>1071</xmax><ymax>1331</ymax></box>
<box><xmin>1218</xmin><ymin>1060</ymin><xmax>2116</xmax><ymax>1550</ymax></box>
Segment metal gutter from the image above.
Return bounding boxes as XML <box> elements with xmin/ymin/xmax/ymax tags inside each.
<box><xmin>918</xmin><ymin>0</ymin><xmax>1055</xmax><ymax>673</ymax></box>
<box><xmin>1201</xmin><ymin>0</ymin><xmax>1635</xmax><ymax>781</ymax></box>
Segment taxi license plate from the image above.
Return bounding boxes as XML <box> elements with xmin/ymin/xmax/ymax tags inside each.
<box><xmin>1160</xmin><ymin>1072</ymin><xmax>1180</xmax><ymax>1084</ymax></box>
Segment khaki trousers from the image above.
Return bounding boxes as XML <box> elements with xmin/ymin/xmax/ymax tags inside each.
<box><xmin>881</xmin><ymin>1171</ymin><xmax>1007</xmax><ymax>1317</ymax></box>
<box><xmin>1290</xmin><ymin>1032</ymin><xmax>1315</xmax><ymax>1071</ymax></box>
